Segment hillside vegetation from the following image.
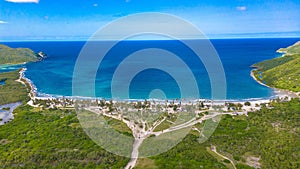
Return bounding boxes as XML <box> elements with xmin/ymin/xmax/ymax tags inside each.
<box><xmin>0</xmin><ymin>44</ymin><xmax>38</xmax><ymax>64</ymax></box>
<box><xmin>0</xmin><ymin>105</ymin><xmax>129</xmax><ymax>168</ymax></box>
<box><xmin>252</xmin><ymin>41</ymin><xmax>300</xmax><ymax>92</ymax></box>
<box><xmin>0</xmin><ymin>95</ymin><xmax>299</xmax><ymax>169</ymax></box>
<box><xmin>0</xmin><ymin>70</ymin><xmax>30</xmax><ymax>105</ymax></box>
<box><xmin>277</xmin><ymin>41</ymin><xmax>300</xmax><ymax>55</ymax></box>
<box><xmin>145</xmin><ymin>98</ymin><xmax>300</xmax><ymax>169</ymax></box>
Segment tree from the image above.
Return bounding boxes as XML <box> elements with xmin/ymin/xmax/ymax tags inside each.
<box><xmin>244</xmin><ymin>101</ymin><xmax>251</xmax><ymax>106</ymax></box>
<box><xmin>237</xmin><ymin>103</ymin><xmax>243</xmax><ymax>110</ymax></box>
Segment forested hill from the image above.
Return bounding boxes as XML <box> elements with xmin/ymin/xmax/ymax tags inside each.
<box><xmin>252</xmin><ymin>41</ymin><xmax>300</xmax><ymax>92</ymax></box>
<box><xmin>0</xmin><ymin>44</ymin><xmax>38</xmax><ymax>64</ymax></box>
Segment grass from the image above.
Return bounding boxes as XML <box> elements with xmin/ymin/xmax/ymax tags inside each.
<box><xmin>104</xmin><ymin>116</ymin><xmax>133</xmax><ymax>136</ymax></box>
<box><xmin>153</xmin><ymin>119</ymin><xmax>173</xmax><ymax>132</ymax></box>
<box><xmin>135</xmin><ymin>158</ymin><xmax>157</xmax><ymax>169</ymax></box>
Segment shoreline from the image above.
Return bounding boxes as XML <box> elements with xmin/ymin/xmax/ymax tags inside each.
<box><xmin>250</xmin><ymin>69</ymin><xmax>270</xmax><ymax>88</ymax></box>
<box><xmin>18</xmin><ymin>68</ymin><xmax>37</xmax><ymax>99</ymax></box>
<box><xmin>250</xmin><ymin>69</ymin><xmax>299</xmax><ymax>98</ymax></box>
<box><xmin>13</xmin><ymin>68</ymin><xmax>298</xmax><ymax>105</ymax></box>
<box><xmin>21</xmin><ymin>69</ymin><xmax>298</xmax><ymax>103</ymax></box>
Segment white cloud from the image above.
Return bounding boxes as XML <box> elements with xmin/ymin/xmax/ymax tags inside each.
<box><xmin>5</xmin><ymin>0</ymin><xmax>39</xmax><ymax>3</ymax></box>
<box><xmin>236</xmin><ymin>6</ymin><xmax>247</xmax><ymax>11</ymax></box>
<box><xmin>93</xmin><ymin>3</ymin><xmax>98</xmax><ymax>7</ymax></box>
<box><xmin>0</xmin><ymin>21</ymin><xmax>8</xmax><ymax>24</ymax></box>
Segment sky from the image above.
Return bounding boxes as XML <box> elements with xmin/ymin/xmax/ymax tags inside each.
<box><xmin>0</xmin><ymin>0</ymin><xmax>299</xmax><ymax>40</ymax></box>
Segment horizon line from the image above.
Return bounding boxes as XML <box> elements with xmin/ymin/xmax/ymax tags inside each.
<box><xmin>1</xmin><ymin>31</ymin><xmax>300</xmax><ymax>42</ymax></box>
<box><xmin>1</xmin><ymin>36</ymin><xmax>300</xmax><ymax>42</ymax></box>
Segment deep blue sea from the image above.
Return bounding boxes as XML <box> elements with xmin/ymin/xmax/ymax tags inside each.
<box><xmin>1</xmin><ymin>38</ymin><xmax>299</xmax><ymax>100</ymax></box>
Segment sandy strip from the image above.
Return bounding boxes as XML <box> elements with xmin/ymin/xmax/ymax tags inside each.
<box><xmin>250</xmin><ymin>69</ymin><xmax>269</xmax><ymax>88</ymax></box>
<box><xmin>250</xmin><ymin>69</ymin><xmax>299</xmax><ymax>99</ymax></box>
<box><xmin>17</xmin><ymin>67</ymin><xmax>298</xmax><ymax>109</ymax></box>
<box><xmin>17</xmin><ymin>68</ymin><xmax>37</xmax><ymax>99</ymax></box>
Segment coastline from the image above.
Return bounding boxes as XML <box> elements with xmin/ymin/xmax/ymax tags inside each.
<box><xmin>10</xmin><ymin>66</ymin><xmax>297</xmax><ymax>106</ymax></box>
<box><xmin>20</xmin><ymin>67</ymin><xmax>298</xmax><ymax>104</ymax></box>
<box><xmin>0</xmin><ymin>64</ymin><xmax>292</xmax><ymax>118</ymax></box>
<box><xmin>17</xmin><ymin>68</ymin><xmax>37</xmax><ymax>99</ymax></box>
<box><xmin>250</xmin><ymin>69</ymin><xmax>269</xmax><ymax>88</ymax></box>
<box><xmin>250</xmin><ymin>69</ymin><xmax>299</xmax><ymax>98</ymax></box>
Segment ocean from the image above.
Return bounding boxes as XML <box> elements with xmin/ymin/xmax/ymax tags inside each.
<box><xmin>1</xmin><ymin>38</ymin><xmax>299</xmax><ymax>100</ymax></box>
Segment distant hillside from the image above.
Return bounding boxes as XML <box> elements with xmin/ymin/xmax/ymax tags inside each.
<box><xmin>0</xmin><ymin>44</ymin><xmax>38</xmax><ymax>64</ymax></box>
<box><xmin>252</xmin><ymin>41</ymin><xmax>300</xmax><ymax>92</ymax></box>
<box><xmin>277</xmin><ymin>41</ymin><xmax>300</xmax><ymax>55</ymax></box>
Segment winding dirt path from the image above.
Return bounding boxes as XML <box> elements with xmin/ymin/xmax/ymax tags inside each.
<box><xmin>211</xmin><ymin>145</ymin><xmax>236</xmax><ymax>169</ymax></box>
<box><xmin>124</xmin><ymin>138</ymin><xmax>143</xmax><ymax>169</ymax></box>
<box><xmin>86</xmin><ymin>106</ymin><xmax>240</xmax><ymax>169</ymax></box>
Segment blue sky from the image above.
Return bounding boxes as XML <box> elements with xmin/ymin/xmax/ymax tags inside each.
<box><xmin>0</xmin><ymin>0</ymin><xmax>299</xmax><ymax>40</ymax></box>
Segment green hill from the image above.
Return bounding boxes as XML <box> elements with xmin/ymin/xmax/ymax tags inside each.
<box><xmin>0</xmin><ymin>44</ymin><xmax>38</xmax><ymax>64</ymax></box>
<box><xmin>252</xmin><ymin>41</ymin><xmax>300</xmax><ymax>92</ymax></box>
<box><xmin>277</xmin><ymin>41</ymin><xmax>300</xmax><ymax>55</ymax></box>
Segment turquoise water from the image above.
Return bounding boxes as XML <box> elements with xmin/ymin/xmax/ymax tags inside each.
<box><xmin>1</xmin><ymin>38</ymin><xmax>299</xmax><ymax>100</ymax></box>
<box><xmin>0</xmin><ymin>64</ymin><xmax>24</xmax><ymax>74</ymax></box>
<box><xmin>0</xmin><ymin>79</ymin><xmax>6</xmax><ymax>85</ymax></box>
